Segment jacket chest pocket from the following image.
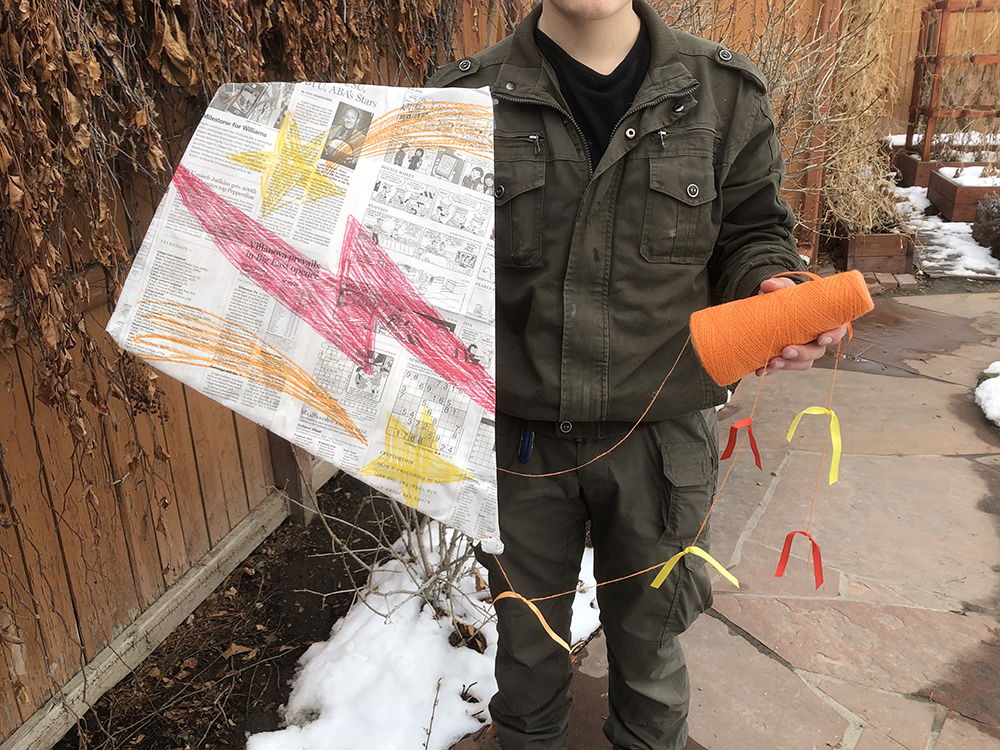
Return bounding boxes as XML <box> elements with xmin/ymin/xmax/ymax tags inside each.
<box><xmin>494</xmin><ymin>134</ymin><xmax>546</xmax><ymax>268</ymax></box>
<box><xmin>640</xmin><ymin>156</ymin><xmax>717</xmax><ymax>264</ymax></box>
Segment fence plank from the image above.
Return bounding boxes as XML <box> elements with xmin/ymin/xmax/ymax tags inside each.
<box><xmin>155</xmin><ymin>376</ymin><xmax>212</xmax><ymax>565</ymax></box>
<box><xmin>183</xmin><ymin>388</ymin><xmax>246</xmax><ymax>546</ymax></box>
<box><xmin>89</xmin><ymin>310</ymin><xmax>190</xmax><ymax>589</ymax></box>
<box><xmin>0</xmin><ymin>569</ymin><xmax>25</xmax><ymax>740</ymax></box>
<box><xmin>0</xmin><ymin>525</ymin><xmax>48</xmax><ymax>729</ymax></box>
<box><xmin>85</xmin><ymin>317</ymin><xmax>167</xmax><ymax>611</ymax></box>
<box><xmin>0</xmin><ymin>361</ymin><xmax>83</xmax><ymax>697</ymax></box>
<box><xmin>233</xmin><ymin>414</ymin><xmax>271</xmax><ymax>511</ymax></box>
<box><xmin>143</xmin><ymin>408</ymin><xmax>189</xmax><ymax>588</ymax></box>
<box><xmin>19</xmin><ymin>350</ymin><xmax>142</xmax><ymax>660</ymax></box>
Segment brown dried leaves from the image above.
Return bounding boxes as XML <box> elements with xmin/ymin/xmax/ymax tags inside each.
<box><xmin>149</xmin><ymin>4</ymin><xmax>199</xmax><ymax>89</ymax></box>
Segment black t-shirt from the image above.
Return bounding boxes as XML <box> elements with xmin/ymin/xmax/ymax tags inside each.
<box><xmin>535</xmin><ymin>23</ymin><xmax>651</xmax><ymax>170</ymax></box>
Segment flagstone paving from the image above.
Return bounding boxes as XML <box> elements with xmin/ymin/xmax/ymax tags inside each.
<box><xmin>452</xmin><ymin>292</ymin><xmax>1000</xmax><ymax>750</ymax></box>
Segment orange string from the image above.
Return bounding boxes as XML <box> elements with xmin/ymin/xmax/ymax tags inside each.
<box><xmin>486</xmin><ymin>333</ymin><xmax>776</xmax><ymax>633</ymax></box>
<box><xmin>498</xmin><ymin>335</ymin><xmax>691</xmax><ymax>478</ymax></box>
<box><xmin>485</xmin><ymin>272</ymin><xmax>863</xmax><ymax>640</ymax></box>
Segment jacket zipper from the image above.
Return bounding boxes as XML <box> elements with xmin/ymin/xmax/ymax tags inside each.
<box><xmin>494</xmin><ymin>92</ymin><xmax>594</xmax><ymax>175</ymax></box>
<box><xmin>608</xmin><ymin>83</ymin><xmax>701</xmax><ymax>148</ymax></box>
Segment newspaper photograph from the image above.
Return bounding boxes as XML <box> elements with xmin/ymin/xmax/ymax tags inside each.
<box><xmin>107</xmin><ymin>82</ymin><xmax>502</xmax><ymax>552</ymax></box>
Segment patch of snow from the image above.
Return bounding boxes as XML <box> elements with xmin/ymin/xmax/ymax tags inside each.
<box><xmin>888</xmin><ymin>132</ymin><xmax>999</xmax><ymax>153</ymax></box>
<box><xmin>894</xmin><ymin>185</ymin><xmax>1000</xmax><ymax>278</ymax></box>
<box><xmin>939</xmin><ymin>166</ymin><xmax>1000</xmax><ymax>187</ymax></box>
<box><xmin>976</xmin><ymin>362</ymin><xmax>1000</xmax><ymax>428</ymax></box>
<box><xmin>246</xmin><ymin>536</ymin><xmax>601</xmax><ymax>750</ymax></box>
<box><xmin>896</xmin><ymin>186</ymin><xmax>932</xmax><ymax>216</ymax></box>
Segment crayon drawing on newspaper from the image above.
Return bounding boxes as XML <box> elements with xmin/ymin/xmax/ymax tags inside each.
<box><xmin>107</xmin><ymin>82</ymin><xmax>501</xmax><ymax>552</ymax></box>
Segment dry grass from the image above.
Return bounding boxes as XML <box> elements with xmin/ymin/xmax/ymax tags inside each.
<box><xmin>821</xmin><ymin>0</ymin><xmax>905</xmax><ymax>234</ymax></box>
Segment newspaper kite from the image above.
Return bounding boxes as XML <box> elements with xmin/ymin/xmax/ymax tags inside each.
<box><xmin>107</xmin><ymin>82</ymin><xmax>502</xmax><ymax>552</ymax></box>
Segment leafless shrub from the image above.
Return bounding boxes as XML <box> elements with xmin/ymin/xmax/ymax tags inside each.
<box><xmin>972</xmin><ymin>193</ymin><xmax>1000</xmax><ymax>259</ymax></box>
<box><xmin>654</xmin><ymin>0</ymin><xmax>903</xmax><ymax>236</ymax></box>
<box><xmin>309</xmin><ymin>490</ymin><xmax>481</xmax><ymax>626</ymax></box>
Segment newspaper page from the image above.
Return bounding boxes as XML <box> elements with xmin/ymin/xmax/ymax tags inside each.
<box><xmin>107</xmin><ymin>82</ymin><xmax>502</xmax><ymax>553</ymax></box>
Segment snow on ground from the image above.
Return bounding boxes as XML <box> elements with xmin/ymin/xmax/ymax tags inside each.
<box><xmin>246</xmin><ymin>533</ymin><xmax>601</xmax><ymax>750</ymax></box>
<box><xmin>890</xmin><ymin>132</ymin><xmax>1000</xmax><ymax>149</ymax></box>
<box><xmin>894</xmin><ymin>185</ymin><xmax>1000</xmax><ymax>278</ymax></box>
<box><xmin>977</xmin><ymin>363</ymin><xmax>1000</xmax><ymax>428</ymax></box>
<box><xmin>939</xmin><ymin>166</ymin><xmax>1000</xmax><ymax>187</ymax></box>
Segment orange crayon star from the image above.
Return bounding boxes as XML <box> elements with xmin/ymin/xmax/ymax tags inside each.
<box><xmin>360</xmin><ymin>407</ymin><xmax>472</xmax><ymax>509</ymax></box>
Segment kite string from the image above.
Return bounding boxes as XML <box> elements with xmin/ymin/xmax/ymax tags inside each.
<box><xmin>485</xmin><ymin>275</ymin><xmax>853</xmax><ymax>642</ymax></box>
<box><xmin>485</xmin><ymin>329</ymin><xmax>778</xmax><ymax>628</ymax></box>
<box><xmin>497</xmin><ymin>335</ymin><xmax>691</xmax><ymax>479</ymax></box>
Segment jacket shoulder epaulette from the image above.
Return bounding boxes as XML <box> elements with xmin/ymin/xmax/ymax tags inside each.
<box><xmin>425</xmin><ymin>37</ymin><xmax>510</xmax><ymax>88</ymax></box>
<box><xmin>670</xmin><ymin>28</ymin><xmax>769</xmax><ymax>93</ymax></box>
<box><xmin>715</xmin><ymin>49</ymin><xmax>769</xmax><ymax>93</ymax></box>
<box><xmin>426</xmin><ymin>56</ymin><xmax>482</xmax><ymax>87</ymax></box>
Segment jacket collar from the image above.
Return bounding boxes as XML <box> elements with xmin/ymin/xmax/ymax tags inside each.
<box><xmin>492</xmin><ymin>0</ymin><xmax>699</xmax><ymax>109</ymax></box>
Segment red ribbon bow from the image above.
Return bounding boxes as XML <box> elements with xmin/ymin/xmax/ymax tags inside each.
<box><xmin>720</xmin><ymin>417</ymin><xmax>762</xmax><ymax>470</ymax></box>
<box><xmin>775</xmin><ymin>530</ymin><xmax>824</xmax><ymax>589</ymax></box>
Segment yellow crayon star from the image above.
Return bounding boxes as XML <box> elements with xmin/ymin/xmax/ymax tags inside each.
<box><xmin>360</xmin><ymin>407</ymin><xmax>473</xmax><ymax>509</ymax></box>
<box><xmin>229</xmin><ymin>113</ymin><xmax>343</xmax><ymax>216</ymax></box>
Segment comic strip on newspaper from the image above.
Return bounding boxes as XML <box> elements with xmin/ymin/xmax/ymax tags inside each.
<box><xmin>107</xmin><ymin>83</ymin><xmax>502</xmax><ymax>552</ymax></box>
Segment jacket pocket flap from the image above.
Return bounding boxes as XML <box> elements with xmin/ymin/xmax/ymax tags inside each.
<box><xmin>660</xmin><ymin>441</ymin><xmax>714</xmax><ymax>487</ymax></box>
<box><xmin>649</xmin><ymin>157</ymin><xmax>717</xmax><ymax>207</ymax></box>
<box><xmin>495</xmin><ymin>159</ymin><xmax>545</xmax><ymax>206</ymax></box>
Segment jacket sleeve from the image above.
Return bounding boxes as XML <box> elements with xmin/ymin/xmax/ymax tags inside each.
<box><xmin>707</xmin><ymin>93</ymin><xmax>805</xmax><ymax>303</ymax></box>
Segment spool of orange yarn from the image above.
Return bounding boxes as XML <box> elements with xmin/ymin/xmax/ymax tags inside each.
<box><xmin>690</xmin><ymin>270</ymin><xmax>874</xmax><ymax>386</ymax></box>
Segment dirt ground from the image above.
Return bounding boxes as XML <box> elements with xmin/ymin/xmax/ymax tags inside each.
<box><xmin>55</xmin><ymin>472</ymin><xmax>391</xmax><ymax>750</ymax></box>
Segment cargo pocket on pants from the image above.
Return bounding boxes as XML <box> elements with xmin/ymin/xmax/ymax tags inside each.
<box><xmin>657</xmin><ymin>438</ymin><xmax>716</xmax><ymax>642</ymax></box>
<box><xmin>658</xmin><ymin>440</ymin><xmax>716</xmax><ymax>544</ymax></box>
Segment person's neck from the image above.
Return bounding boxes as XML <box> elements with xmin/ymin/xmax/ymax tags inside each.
<box><xmin>536</xmin><ymin>3</ymin><xmax>641</xmax><ymax>75</ymax></box>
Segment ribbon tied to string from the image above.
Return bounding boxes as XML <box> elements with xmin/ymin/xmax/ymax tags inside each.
<box><xmin>774</xmin><ymin>529</ymin><xmax>824</xmax><ymax>589</ymax></box>
<box><xmin>720</xmin><ymin>417</ymin><xmax>762</xmax><ymax>470</ymax></box>
<box><xmin>493</xmin><ymin>590</ymin><xmax>572</xmax><ymax>652</ymax></box>
<box><xmin>786</xmin><ymin>407</ymin><xmax>842</xmax><ymax>484</ymax></box>
<box><xmin>650</xmin><ymin>546</ymin><xmax>739</xmax><ymax>590</ymax></box>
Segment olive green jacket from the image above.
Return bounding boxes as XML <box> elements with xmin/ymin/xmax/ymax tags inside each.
<box><xmin>428</xmin><ymin>0</ymin><xmax>804</xmax><ymax>424</ymax></box>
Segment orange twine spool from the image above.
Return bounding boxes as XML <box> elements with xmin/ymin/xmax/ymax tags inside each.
<box><xmin>690</xmin><ymin>270</ymin><xmax>874</xmax><ymax>386</ymax></box>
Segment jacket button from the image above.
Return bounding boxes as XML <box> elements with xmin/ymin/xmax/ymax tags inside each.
<box><xmin>559</xmin><ymin>421</ymin><xmax>573</xmax><ymax>434</ymax></box>
<box><xmin>672</xmin><ymin>102</ymin><xmax>685</xmax><ymax>113</ymax></box>
<box><xmin>458</xmin><ymin>59</ymin><xmax>472</xmax><ymax>72</ymax></box>
<box><xmin>718</xmin><ymin>48</ymin><xmax>733</xmax><ymax>61</ymax></box>
<box><xmin>505</xmin><ymin>81</ymin><xmax>517</xmax><ymax>90</ymax></box>
<box><xmin>687</xmin><ymin>183</ymin><xmax>700</xmax><ymax>198</ymax></box>
<box><xmin>494</xmin><ymin>184</ymin><xmax>505</xmax><ymax>198</ymax></box>
<box><xmin>624</xmin><ymin>127</ymin><xmax>636</xmax><ymax>139</ymax></box>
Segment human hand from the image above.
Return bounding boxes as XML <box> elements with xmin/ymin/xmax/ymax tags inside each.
<box><xmin>754</xmin><ymin>277</ymin><xmax>848</xmax><ymax>376</ymax></box>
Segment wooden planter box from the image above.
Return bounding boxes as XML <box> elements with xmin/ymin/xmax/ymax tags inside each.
<box><xmin>842</xmin><ymin>232</ymin><xmax>914</xmax><ymax>275</ymax></box>
<box><xmin>927</xmin><ymin>168</ymin><xmax>1000</xmax><ymax>222</ymax></box>
<box><xmin>892</xmin><ymin>151</ymin><xmax>987</xmax><ymax>188</ymax></box>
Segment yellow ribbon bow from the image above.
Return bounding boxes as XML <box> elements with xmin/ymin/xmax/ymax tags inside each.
<box><xmin>650</xmin><ymin>546</ymin><xmax>739</xmax><ymax>589</ymax></box>
<box><xmin>786</xmin><ymin>407</ymin><xmax>842</xmax><ymax>485</ymax></box>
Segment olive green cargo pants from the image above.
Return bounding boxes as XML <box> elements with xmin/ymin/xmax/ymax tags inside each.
<box><xmin>477</xmin><ymin>410</ymin><xmax>719</xmax><ymax>750</ymax></box>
